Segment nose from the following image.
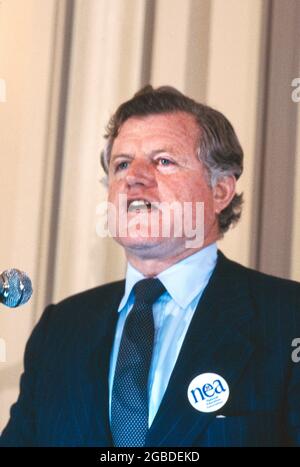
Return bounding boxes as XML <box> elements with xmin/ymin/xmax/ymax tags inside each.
<box><xmin>125</xmin><ymin>158</ymin><xmax>156</xmax><ymax>188</ymax></box>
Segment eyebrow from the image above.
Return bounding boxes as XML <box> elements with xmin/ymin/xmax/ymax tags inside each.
<box><xmin>110</xmin><ymin>153</ymin><xmax>133</xmax><ymax>162</ymax></box>
<box><xmin>111</xmin><ymin>148</ymin><xmax>176</xmax><ymax>162</ymax></box>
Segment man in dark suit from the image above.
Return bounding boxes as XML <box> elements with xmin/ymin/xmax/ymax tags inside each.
<box><xmin>1</xmin><ymin>86</ymin><xmax>300</xmax><ymax>447</ymax></box>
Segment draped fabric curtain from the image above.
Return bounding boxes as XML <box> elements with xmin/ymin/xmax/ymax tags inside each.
<box><xmin>0</xmin><ymin>0</ymin><xmax>299</xmax><ymax>432</ymax></box>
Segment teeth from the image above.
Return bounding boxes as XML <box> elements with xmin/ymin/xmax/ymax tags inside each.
<box><xmin>128</xmin><ymin>200</ymin><xmax>151</xmax><ymax>211</ymax></box>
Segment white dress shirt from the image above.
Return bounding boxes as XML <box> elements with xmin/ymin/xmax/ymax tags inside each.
<box><xmin>109</xmin><ymin>242</ymin><xmax>218</xmax><ymax>427</ymax></box>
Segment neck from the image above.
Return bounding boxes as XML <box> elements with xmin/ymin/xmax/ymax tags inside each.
<box><xmin>126</xmin><ymin>238</ymin><xmax>218</xmax><ymax>277</ymax></box>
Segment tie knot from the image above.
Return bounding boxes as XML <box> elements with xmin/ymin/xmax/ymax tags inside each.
<box><xmin>133</xmin><ymin>278</ymin><xmax>165</xmax><ymax>305</ymax></box>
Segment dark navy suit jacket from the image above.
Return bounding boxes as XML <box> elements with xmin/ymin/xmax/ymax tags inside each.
<box><xmin>1</xmin><ymin>252</ymin><xmax>300</xmax><ymax>447</ymax></box>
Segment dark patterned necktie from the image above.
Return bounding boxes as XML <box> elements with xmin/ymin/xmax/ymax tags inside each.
<box><xmin>111</xmin><ymin>278</ymin><xmax>166</xmax><ymax>447</ymax></box>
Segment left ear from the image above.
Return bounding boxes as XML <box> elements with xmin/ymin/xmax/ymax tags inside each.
<box><xmin>212</xmin><ymin>175</ymin><xmax>236</xmax><ymax>214</ymax></box>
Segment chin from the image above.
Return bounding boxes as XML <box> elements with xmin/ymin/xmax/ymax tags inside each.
<box><xmin>114</xmin><ymin>234</ymin><xmax>164</xmax><ymax>250</ymax></box>
<box><xmin>114</xmin><ymin>235</ymin><xmax>188</xmax><ymax>261</ymax></box>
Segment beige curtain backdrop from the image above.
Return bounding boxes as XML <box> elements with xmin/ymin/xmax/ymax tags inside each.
<box><xmin>0</xmin><ymin>0</ymin><xmax>299</xmax><ymax>432</ymax></box>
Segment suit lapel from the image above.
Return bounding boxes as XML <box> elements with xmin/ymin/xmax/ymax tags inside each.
<box><xmin>146</xmin><ymin>252</ymin><xmax>255</xmax><ymax>447</ymax></box>
<box><xmin>65</xmin><ymin>281</ymin><xmax>125</xmax><ymax>446</ymax></box>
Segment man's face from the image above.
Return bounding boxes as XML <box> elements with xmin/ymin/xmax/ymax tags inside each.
<box><xmin>107</xmin><ymin>112</ymin><xmax>220</xmax><ymax>261</ymax></box>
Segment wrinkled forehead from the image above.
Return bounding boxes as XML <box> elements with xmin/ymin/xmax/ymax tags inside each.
<box><xmin>112</xmin><ymin>111</ymin><xmax>201</xmax><ymax>155</ymax></box>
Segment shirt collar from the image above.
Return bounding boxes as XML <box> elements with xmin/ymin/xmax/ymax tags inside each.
<box><xmin>118</xmin><ymin>243</ymin><xmax>218</xmax><ymax>311</ymax></box>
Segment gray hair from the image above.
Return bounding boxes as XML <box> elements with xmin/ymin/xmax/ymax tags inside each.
<box><xmin>100</xmin><ymin>85</ymin><xmax>243</xmax><ymax>234</ymax></box>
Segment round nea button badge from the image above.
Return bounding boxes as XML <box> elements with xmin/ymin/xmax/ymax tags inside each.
<box><xmin>187</xmin><ymin>373</ymin><xmax>230</xmax><ymax>413</ymax></box>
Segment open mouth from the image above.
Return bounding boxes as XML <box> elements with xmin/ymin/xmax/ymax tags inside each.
<box><xmin>127</xmin><ymin>199</ymin><xmax>153</xmax><ymax>212</ymax></box>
